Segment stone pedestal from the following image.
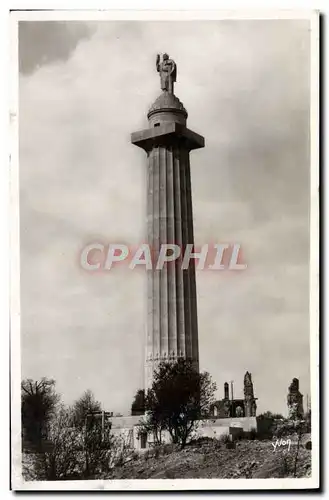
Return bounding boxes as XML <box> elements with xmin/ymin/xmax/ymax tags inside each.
<box><xmin>131</xmin><ymin>91</ymin><xmax>204</xmax><ymax>389</ymax></box>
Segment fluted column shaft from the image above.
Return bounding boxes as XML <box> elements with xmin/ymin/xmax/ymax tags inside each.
<box><xmin>145</xmin><ymin>144</ymin><xmax>199</xmax><ymax>388</ymax></box>
<box><xmin>131</xmin><ymin>108</ymin><xmax>204</xmax><ymax>391</ymax></box>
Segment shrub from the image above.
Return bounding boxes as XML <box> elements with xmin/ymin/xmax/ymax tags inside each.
<box><xmin>143</xmin><ymin>359</ymin><xmax>216</xmax><ymax>449</ymax></box>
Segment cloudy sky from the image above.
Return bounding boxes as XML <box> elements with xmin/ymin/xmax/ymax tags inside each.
<box><xmin>19</xmin><ymin>19</ymin><xmax>311</xmax><ymax>415</ymax></box>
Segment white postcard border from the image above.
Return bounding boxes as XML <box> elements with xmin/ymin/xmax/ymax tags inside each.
<box><xmin>9</xmin><ymin>8</ymin><xmax>320</xmax><ymax>491</ymax></box>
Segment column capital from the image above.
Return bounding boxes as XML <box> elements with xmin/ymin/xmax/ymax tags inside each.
<box><xmin>131</xmin><ymin>122</ymin><xmax>205</xmax><ymax>152</ymax></box>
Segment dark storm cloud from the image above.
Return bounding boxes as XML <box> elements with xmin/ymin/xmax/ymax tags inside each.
<box><xmin>19</xmin><ymin>21</ymin><xmax>95</xmax><ymax>74</ymax></box>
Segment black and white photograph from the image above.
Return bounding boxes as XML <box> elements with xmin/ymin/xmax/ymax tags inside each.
<box><xmin>10</xmin><ymin>10</ymin><xmax>319</xmax><ymax>490</ymax></box>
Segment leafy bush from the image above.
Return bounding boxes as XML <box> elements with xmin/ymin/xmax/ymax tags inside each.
<box><xmin>142</xmin><ymin>359</ymin><xmax>216</xmax><ymax>448</ymax></box>
<box><xmin>131</xmin><ymin>389</ymin><xmax>145</xmax><ymax>416</ymax></box>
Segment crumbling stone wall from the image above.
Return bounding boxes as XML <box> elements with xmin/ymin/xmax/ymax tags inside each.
<box><xmin>244</xmin><ymin>372</ymin><xmax>257</xmax><ymax>417</ymax></box>
<box><xmin>287</xmin><ymin>378</ymin><xmax>304</xmax><ymax>419</ymax></box>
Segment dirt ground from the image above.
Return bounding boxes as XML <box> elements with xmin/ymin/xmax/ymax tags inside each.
<box><xmin>108</xmin><ymin>436</ymin><xmax>312</xmax><ymax>480</ymax></box>
<box><xmin>22</xmin><ymin>435</ymin><xmax>312</xmax><ymax>481</ymax></box>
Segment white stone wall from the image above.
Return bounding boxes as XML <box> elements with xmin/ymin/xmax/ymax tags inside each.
<box><xmin>110</xmin><ymin>416</ymin><xmax>257</xmax><ymax>450</ymax></box>
<box><xmin>199</xmin><ymin>417</ymin><xmax>257</xmax><ymax>432</ymax></box>
<box><xmin>195</xmin><ymin>424</ymin><xmax>230</xmax><ymax>440</ymax></box>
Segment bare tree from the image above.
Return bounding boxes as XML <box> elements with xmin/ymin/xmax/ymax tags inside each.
<box><xmin>275</xmin><ymin>403</ymin><xmax>308</xmax><ymax>477</ymax></box>
<box><xmin>83</xmin><ymin>413</ymin><xmax>116</xmax><ymax>478</ymax></box>
<box><xmin>33</xmin><ymin>406</ymin><xmax>82</xmax><ymax>480</ymax></box>
<box><xmin>31</xmin><ymin>405</ymin><xmax>119</xmax><ymax>480</ymax></box>
<box><xmin>21</xmin><ymin>378</ymin><xmax>59</xmax><ymax>451</ymax></box>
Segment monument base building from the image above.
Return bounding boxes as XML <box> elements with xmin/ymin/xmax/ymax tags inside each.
<box><xmin>109</xmin><ymin>372</ymin><xmax>258</xmax><ymax>451</ymax></box>
<box><xmin>109</xmin><ymin>415</ymin><xmax>258</xmax><ymax>451</ymax></box>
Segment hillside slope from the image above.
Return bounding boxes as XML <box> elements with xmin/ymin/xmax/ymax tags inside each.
<box><xmin>108</xmin><ymin>437</ymin><xmax>312</xmax><ymax>480</ymax></box>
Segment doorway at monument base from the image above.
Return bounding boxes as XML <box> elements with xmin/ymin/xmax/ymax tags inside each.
<box><xmin>109</xmin><ymin>415</ymin><xmax>257</xmax><ymax>451</ymax></box>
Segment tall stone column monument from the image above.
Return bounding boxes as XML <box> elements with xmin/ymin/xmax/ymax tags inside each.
<box><xmin>131</xmin><ymin>53</ymin><xmax>205</xmax><ymax>389</ymax></box>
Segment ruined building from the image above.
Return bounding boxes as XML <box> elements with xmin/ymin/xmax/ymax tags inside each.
<box><xmin>287</xmin><ymin>377</ymin><xmax>304</xmax><ymax>419</ymax></box>
<box><xmin>210</xmin><ymin>371</ymin><xmax>257</xmax><ymax>418</ymax></box>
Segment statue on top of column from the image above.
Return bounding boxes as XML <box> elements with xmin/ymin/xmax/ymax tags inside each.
<box><xmin>156</xmin><ymin>53</ymin><xmax>177</xmax><ymax>94</ymax></box>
